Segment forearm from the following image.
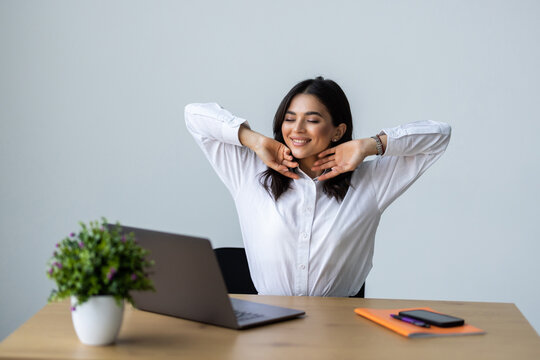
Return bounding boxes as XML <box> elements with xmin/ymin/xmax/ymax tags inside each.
<box><xmin>357</xmin><ymin>135</ymin><xmax>388</xmax><ymax>157</ymax></box>
<box><xmin>239</xmin><ymin>124</ymin><xmax>265</xmax><ymax>153</ymax></box>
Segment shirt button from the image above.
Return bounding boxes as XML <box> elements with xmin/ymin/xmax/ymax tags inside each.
<box><xmin>305</xmin><ymin>207</ymin><xmax>312</xmax><ymax>214</ymax></box>
<box><xmin>301</xmin><ymin>232</ymin><xmax>308</xmax><ymax>239</ymax></box>
<box><xmin>300</xmin><ymin>264</ymin><xmax>306</xmax><ymax>270</ymax></box>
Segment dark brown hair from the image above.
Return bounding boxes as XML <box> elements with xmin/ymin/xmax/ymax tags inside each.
<box><xmin>260</xmin><ymin>76</ymin><xmax>354</xmax><ymax>201</ymax></box>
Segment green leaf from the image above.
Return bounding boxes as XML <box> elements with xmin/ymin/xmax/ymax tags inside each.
<box><xmin>46</xmin><ymin>218</ymin><xmax>155</xmax><ymax>306</ymax></box>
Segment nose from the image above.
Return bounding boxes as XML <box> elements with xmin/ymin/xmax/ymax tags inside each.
<box><xmin>293</xmin><ymin>119</ymin><xmax>305</xmax><ymax>132</ymax></box>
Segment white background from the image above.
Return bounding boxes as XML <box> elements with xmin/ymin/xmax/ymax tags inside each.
<box><xmin>1</xmin><ymin>0</ymin><xmax>539</xmax><ymax>340</ymax></box>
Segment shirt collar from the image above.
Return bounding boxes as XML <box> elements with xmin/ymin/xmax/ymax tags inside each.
<box><xmin>294</xmin><ymin>168</ymin><xmax>331</xmax><ymax>183</ymax></box>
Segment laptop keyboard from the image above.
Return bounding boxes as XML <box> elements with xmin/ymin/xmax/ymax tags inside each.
<box><xmin>234</xmin><ymin>309</ymin><xmax>265</xmax><ymax>322</ymax></box>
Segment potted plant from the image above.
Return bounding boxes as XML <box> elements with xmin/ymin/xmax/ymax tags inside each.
<box><xmin>46</xmin><ymin>218</ymin><xmax>154</xmax><ymax>346</ymax></box>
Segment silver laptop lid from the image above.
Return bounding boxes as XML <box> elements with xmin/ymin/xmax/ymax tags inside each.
<box><xmin>113</xmin><ymin>225</ymin><xmax>238</xmax><ymax>328</ymax></box>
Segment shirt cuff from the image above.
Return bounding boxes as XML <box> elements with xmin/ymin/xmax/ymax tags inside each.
<box><xmin>379</xmin><ymin>120</ymin><xmax>450</xmax><ymax>156</ymax></box>
<box><xmin>218</xmin><ymin>109</ymin><xmax>248</xmax><ymax>146</ymax></box>
<box><xmin>380</xmin><ymin>123</ymin><xmax>421</xmax><ymax>156</ymax></box>
<box><xmin>379</xmin><ymin>128</ymin><xmax>396</xmax><ymax>156</ymax></box>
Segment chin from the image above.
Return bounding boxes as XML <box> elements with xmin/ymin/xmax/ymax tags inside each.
<box><xmin>287</xmin><ymin>144</ymin><xmax>319</xmax><ymax>160</ymax></box>
<box><xmin>292</xmin><ymin>151</ymin><xmax>317</xmax><ymax>160</ymax></box>
<box><xmin>291</xmin><ymin>150</ymin><xmax>307</xmax><ymax>159</ymax></box>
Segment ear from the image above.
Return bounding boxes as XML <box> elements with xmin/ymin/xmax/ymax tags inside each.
<box><xmin>333</xmin><ymin>123</ymin><xmax>347</xmax><ymax>141</ymax></box>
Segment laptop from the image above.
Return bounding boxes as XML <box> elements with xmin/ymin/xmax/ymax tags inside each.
<box><xmin>109</xmin><ymin>224</ymin><xmax>305</xmax><ymax>329</ymax></box>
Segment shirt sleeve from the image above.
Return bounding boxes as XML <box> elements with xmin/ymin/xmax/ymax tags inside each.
<box><xmin>184</xmin><ymin>102</ymin><xmax>257</xmax><ymax>198</ymax></box>
<box><xmin>368</xmin><ymin>120</ymin><xmax>452</xmax><ymax>212</ymax></box>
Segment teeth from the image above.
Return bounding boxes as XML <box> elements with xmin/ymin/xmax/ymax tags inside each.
<box><xmin>292</xmin><ymin>139</ymin><xmax>309</xmax><ymax>144</ymax></box>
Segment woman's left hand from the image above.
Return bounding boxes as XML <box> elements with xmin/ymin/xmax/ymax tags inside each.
<box><xmin>312</xmin><ymin>139</ymin><xmax>369</xmax><ymax>181</ymax></box>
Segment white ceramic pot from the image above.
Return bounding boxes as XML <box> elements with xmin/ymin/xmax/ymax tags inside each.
<box><xmin>70</xmin><ymin>295</ymin><xmax>124</xmax><ymax>346</ymax></box>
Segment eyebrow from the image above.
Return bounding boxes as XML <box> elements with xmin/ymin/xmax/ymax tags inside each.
<box><xmin>286</xmin><ymin>110</ymin><xmax>324</xmax><ymax>117</ymax></box>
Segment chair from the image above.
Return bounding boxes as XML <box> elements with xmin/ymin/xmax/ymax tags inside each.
<box><xmin>214</xmin><ymin>247</ymin><xmax>258</xmax><ymax>294</ymax></box>
<box><xmin>350</xmin><ymin>283</ymin><xmax>365</xmax><ymax>298</ymax></box>
<box><xmin>213</xmin><ymin>247</ymin><xmax>365</xmax><ymax>298</ymax></box>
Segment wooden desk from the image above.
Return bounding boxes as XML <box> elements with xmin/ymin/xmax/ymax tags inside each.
<box><xmin>1</xmin><ymin>295</ymin><xmax>539</xmax><ymax>359</ymax></box>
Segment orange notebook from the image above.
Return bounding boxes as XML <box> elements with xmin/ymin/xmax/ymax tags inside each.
<box><xmin>354</xmin><ymin>307</ymin><xmax>485</xmax><ymax>338</ymax></box>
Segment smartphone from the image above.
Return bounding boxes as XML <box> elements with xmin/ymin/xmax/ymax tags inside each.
<box><xmin>398</xmin><ymin>309</ymin><xmax>464</xmax><ymax>328</ymax></box>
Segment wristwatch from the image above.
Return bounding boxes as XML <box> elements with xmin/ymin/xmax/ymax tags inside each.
<box><xmin>371</xmin><ymin>135</ymin><xmax>384</xmax><ymax>156</ymax></box>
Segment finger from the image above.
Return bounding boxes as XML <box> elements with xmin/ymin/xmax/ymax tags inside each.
<box><xmin>282</xmin><ymin>159</ymin><xmax>299</xmax><ymax>168</ymax></box>
<box><xmin>277</xmin><ymin>164</ymin><xmax>299</xmax><ymax>179</ymax></box>
<box><xmin>312</xmin><ymin>160</ymin><xmax>337</xmax><ymax>172</ymax></box>
<box><xmin>269</xmin><ymin>161</ymin><xmax>300</xmax><ymax>179</ymax></box>
<box><xmin>283</xmin><ymin>147</ymin><xmax>293</xmax><ymax>160</ymax></box>
<box><xmin>282</xmin><ymin>170</ymin><xmax>300</xmax><ymax>180</ymax></box>
<box><xmin>313</xmin><ymin>155</ymin><xmax>335</xmax><ymax>167</ymax></box>
<box><xmin>317</xmin><ymin>147</ymin><xmax>335</xmax><ymax>158</ymax></box>
<box><xmin>268</xmin><ymin>160</ymin><xmax>285</xmax><ymax>172</ymax></box>
<box><xmin>317</xmin><ymin>167</ymin><xmax>342</xmax><ymax>181</ymax></box>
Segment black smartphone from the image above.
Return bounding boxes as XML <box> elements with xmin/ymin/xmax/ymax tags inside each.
<box><xmin>398</xmin><ymin>309</ymin><xmax>464</xmax><ymax>328</ymax></box>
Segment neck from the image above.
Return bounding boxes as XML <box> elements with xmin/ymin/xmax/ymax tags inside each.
<box><xmin>299</xmin><ymin>156</ymin><xmax>321</xmax><ymax>179</ymax></box>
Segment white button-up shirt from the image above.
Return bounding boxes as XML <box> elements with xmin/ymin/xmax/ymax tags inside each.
<box><xmin>185</xmin><ymin>103</ymin><xmax>451</xmax><ymax>297</ymax></box>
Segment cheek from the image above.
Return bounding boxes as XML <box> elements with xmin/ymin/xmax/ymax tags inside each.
<box><xmin>312</xmin><ymin>125</ymin><xmax>334</xmax><ymax>142</ymax></box>
<box><xmin>281</xmin><ymin>123</ymin><xmax>291</xmax><ymax>139</ymax></box>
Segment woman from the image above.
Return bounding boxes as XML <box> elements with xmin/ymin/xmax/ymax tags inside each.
<box><xmin>185</xmin><ymin>77</ymin><xmax>451</xmax><ymax>297</ymax></box>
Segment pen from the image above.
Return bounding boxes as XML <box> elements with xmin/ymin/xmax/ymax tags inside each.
<box><xmin>390</xmin><ymin>314</ymin><xmax>431</xmax><ymax>328</ymax></box>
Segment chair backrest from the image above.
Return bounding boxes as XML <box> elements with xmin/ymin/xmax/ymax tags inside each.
<box><xmin>350</xmin><ymin>283</ymin><xmax>365</xmax><ymax>298</ymax></box>
<box><xmin>214</xmin><ymin>247</ymin><xmax>257</xmax><ymax>294</ymax></box>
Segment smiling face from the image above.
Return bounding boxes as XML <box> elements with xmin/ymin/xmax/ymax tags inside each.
<box><xmin>281</xmin><ymin>93</ymin><xmax>346</xmax><ymax>175</ymax></box>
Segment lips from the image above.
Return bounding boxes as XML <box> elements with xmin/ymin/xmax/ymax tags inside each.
<box><xmin>290</xmin><ymin>137</ymin><xmax>311</xmax><ymax>146</ymax></box>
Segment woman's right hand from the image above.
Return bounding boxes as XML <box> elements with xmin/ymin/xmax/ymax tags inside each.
<box><xmin>239</xmin><ymin>125</ymin><xmax>299</xmax><ymax>179</ymax></box>
<box><xmin>255</xmin><ymin>137</ymin><xmax>299</xmax><ymax>179</ymax></box>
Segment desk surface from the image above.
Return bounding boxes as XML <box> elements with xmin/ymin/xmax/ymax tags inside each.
<box><xmin>1</xmin><ymin>295</ymin><xmax>539</xmax><ymax>360</ymax></box>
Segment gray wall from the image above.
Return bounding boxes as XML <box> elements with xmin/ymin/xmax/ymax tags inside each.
<box><xmin>1</xmin><ymin>0</ymin><xmax>539</xmax><ymax>340</ymax></box>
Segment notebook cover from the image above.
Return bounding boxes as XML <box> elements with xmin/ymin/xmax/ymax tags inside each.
<box><xmin>354</xmin><ymin>307</ymin><xmax>486</xmax><ymax>338</ymax></box>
